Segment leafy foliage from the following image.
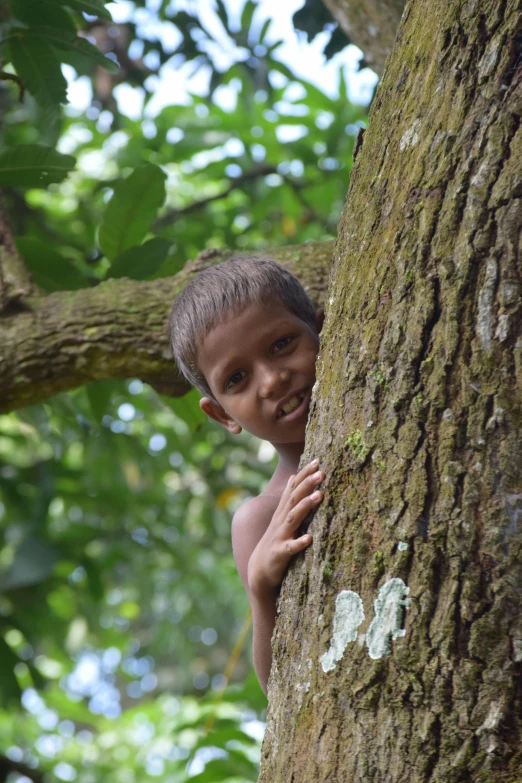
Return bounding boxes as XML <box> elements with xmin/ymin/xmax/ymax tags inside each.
<box><xmin>293</xmin><ymin>0</ymin><xmax>352</xmax><ymax>60</ymax></box>
<box><xmin>99</xmin><ymin>163</ymin><xmax>167</xmax><ymax>259</ymax></box>
<box><xmin>0</xmin><ymin>0</ymin><xmax>370</xmax><ymax>779</ymax></box>
<box><xmin>0</xmin><ymin>145</ymin><xmax>75</xmax><ymax>186</ymax></box>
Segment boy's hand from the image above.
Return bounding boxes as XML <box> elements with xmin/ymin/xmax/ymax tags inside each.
<box><xmin>247</xmin><ymin>460</ymin><xmax>324</xmax><ymax>596</ymax></box>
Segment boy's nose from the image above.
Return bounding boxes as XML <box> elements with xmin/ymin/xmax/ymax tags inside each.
<box><xmin>258</xmin><ymin>367</ymin><xmax>290</xmax><ymax>398</ymax></box>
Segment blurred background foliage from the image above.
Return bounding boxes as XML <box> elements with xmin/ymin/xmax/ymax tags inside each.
<box><xmin>0</xmin><ymin>0</ymin><xmax>374</xmax><ymax>779</ymax></box>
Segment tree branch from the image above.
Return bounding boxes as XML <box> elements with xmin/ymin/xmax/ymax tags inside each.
<box><xmin>321</xmin><ymin>0</ymin><xmax>405</xmax><ymax>75</ymax></box>
<box><xmin>0</xmin><ymin>241</ymin><xmax>334</xmax><ymax>413</ymax></box>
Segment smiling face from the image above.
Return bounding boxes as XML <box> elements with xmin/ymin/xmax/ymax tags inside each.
<box><xmin>197</xmin><ymin>301</ymin><xmax>322</xmax><ymax>444</ymax></box>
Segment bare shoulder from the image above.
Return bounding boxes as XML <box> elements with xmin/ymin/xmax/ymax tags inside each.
<box><xmin>231</xmin><ymin>494</ymin><xmax>277</xmax><ymax>546</ymax></box>
<box><xmin>232</xmin><ymin>493</ymin><xmax>273</xmax><ymax>526</ymax></box>
<box><xmin>231</xmin><ymin>494</ymin><xmax>279</xmax><ymax>589</ymax></box>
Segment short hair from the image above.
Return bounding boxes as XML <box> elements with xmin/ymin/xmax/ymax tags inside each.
<box><xmin>169</xmin><ymin>254</ymin><xmax>317</xmax><ymax>400</ymax></box>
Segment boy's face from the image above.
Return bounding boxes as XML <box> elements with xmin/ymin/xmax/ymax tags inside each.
<box><xmin>197</xmin><ymin>301</ymin><xmax>323</xmax><ymax>444</ymax></box>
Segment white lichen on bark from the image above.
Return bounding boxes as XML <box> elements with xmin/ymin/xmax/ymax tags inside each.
<box><xmin>399</xmin><ymin>120</ymin><xmax>420</xmax><ymax>151</ymax></box>
<box><xmin>320</xmin><ymin>590</ymin><xmax>365</xmax><ymax>672</ymax></box>
<box><xmin>366</xmin><ymin>578</ymin><xmax>411</xmax><ymax>660</ymax></box>
<box><xmin>476</xmin><ymin>257</ymin><xmax>498</xmax><ymax>351</ymax></box>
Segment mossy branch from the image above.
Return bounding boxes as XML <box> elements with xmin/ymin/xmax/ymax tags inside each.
<box><xmin>0</xmin><ymin>241</ymin><xmax>334</xmax><ymax>413</ymax></box>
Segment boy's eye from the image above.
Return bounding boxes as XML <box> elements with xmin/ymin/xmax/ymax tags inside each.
<box><xmin>225</xmin><ymin>371</ymin><xmax>245</xmax><ymax>390</ymax></box>
<box><xmin>274</xmin><ymin>336</ymin><xmax>292</xmax><ymax>351</ymax></box>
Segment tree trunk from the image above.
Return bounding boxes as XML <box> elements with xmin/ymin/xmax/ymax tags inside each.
<box><xmin>323</xmin><ymin>0</ymin><xmax>405</xmax><ymax>75</ymax></box>
<box><xmin>0</xmin><ymin>241</ymin><xmax>333</xmax><ymax>413</ymax></box>
<box><xmin>260</xmin><ymin>1</ymin><xmax>522</xmax><ymax>781</ymax></box>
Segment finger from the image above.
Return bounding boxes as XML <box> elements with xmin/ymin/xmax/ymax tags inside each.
<box><xmin>282</xmin><ymin>473</ymin><xmax>297</xmax><ymax>500</ymax></box>
<box><xmin>284</xmin><ymin>534</ymin><xmax>313</xmax><ymax>556</ymax></box>
<box><xmin>286</xmin><ymin>468</ymin><xmax>325</xmax><ymax>511</ymax></box>
<box><xmin>295</xmin><ymin>459</ymin><xmax>320</xmax><ymax>485</ymax></box>
<box><xmin>283</xmin><ymin>460</ymin><xmax>319</xmax><ymax>497</ymax></box>
<box><xmin>284</xmin><ymin>491</ymin><xmax>323</xmax><ymax>529</ymax></box>
<box><xmin>280</xmin><ymin>461</ymin><xmax>323</xmax><ymax>513</ymax></box>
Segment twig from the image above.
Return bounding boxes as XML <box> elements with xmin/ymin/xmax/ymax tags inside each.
<box><xmin>204</xmin><ymin>608</ymin><xmax>253</xmax><ymax>733</ymax></box>
<box><xmin>0</xmin><ymin>70</ymin><xmax>25</xmax><ymax>102</ymax></box>
<box><xmin>153</xmin><ymin>164</ymin><xmax>278</xmax><ymax>230</ymax></box>
<box><xmin>0</xmin><ymin>191</ymin><xmax>34</xmax><ymax>310</ymax></box>
<box><xmin>281</xmin><ymin>175</ymin><xmax>324</xmax><ymax>226</ymax></box>
<box><xmin>0</xmin><ymin>754</ymin><xmax>45</xmax><ymax>783</ymax></box>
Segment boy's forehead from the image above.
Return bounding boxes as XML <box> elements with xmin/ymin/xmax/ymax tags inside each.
<box><xmin>207</xmin><ymin>300</ymin><xmax>296</xmax><ymax>341</ymax></box>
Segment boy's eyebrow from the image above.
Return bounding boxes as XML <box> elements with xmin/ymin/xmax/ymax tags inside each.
<box><xmin>214</xmin><ymin>355</ymin><xmax>243</xmax><ymax>381</ymax></box>
<box><xmin>214</xmin><ymin>348</ymin><xmax>255</xmax><ymax>380</ymax></box>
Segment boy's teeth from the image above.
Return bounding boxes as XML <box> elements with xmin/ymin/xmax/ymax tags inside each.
<box><xmin>281</xmin><ymin>394</ymin><xmax>302</xmax><ymax>416</ymax></box>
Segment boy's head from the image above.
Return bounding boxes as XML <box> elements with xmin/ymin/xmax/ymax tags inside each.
<box><xmin>169</xmin><ymin>254</ymin><xmax>323</xmax><ymax>443</ymax></box>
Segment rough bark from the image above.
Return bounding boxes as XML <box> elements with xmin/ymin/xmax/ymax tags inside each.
<box><xmin>323</xmin><ymin>0</ymin><xmax>405</xmax><ymax>75</ymax></box>
<box><xmin>0</xmin><ymin>242</ymin><xmax>333</xmax><ymax>413</ymax></box>
<box><xmin>261</xmin><ymin>1</ymin><xmax>522</xmax><ymax>781</ymax></box>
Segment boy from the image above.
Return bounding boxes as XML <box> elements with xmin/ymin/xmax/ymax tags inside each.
<box><xmin>169</xmin><ymin>255</ymin><xmax>325</xmax><ymax>693</ymax></box>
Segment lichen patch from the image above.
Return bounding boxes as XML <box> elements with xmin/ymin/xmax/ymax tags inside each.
<box><xmin>320</xmin><ymin>590</ymin><xmax>365</xmax><ymax>673</ymax></box>
<box><xmin>366</xmin><ymin>578</ymin><xmax>411</xmax><ymax>659</ymax></box>
<box><xmin>399</xmin><ymin>120</ymin><xmax>420</xmax><ymax>151</ymax></box>
<box><xmin>476</xmin><ymin>258</ymin><xmax>498</xmax><ymax>351</ymax></box>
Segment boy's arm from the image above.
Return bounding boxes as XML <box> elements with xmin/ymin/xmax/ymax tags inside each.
<box><xmin>232</xmin><ymin>461</ymin><xmax>325</xmax><ymax>694</ymax></box>
<box><xmin>232</xmin><ymin>497</ymin><xmax>280</xmax><ymax>691</ymax></box>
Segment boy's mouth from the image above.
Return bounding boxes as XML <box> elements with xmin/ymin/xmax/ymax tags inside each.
<box><xmin>277</xmin><ymin>391</ymin><xmax>307</xmax><ymax>419</ymax></box>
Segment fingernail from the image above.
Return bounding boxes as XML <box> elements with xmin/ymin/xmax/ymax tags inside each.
<box><xmin>311</xmin><ymin>459</ymin><xmax>319</xmax><ymax>467</ymax></box>
<box><xmin>313</xmin><ymin>471</ymin><xmax>322</xmax><ymax>480</ymax></box>
<box><xmin>311</xmin><ymin>491</ymin><xmax>321</xmax><ymax>500</ymax></box>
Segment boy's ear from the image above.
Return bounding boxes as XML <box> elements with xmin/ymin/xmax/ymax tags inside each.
<box><xmin>199</xmin><ymin>397</ymin><xmax>242</xmax><ymax>434</ymax></box>
<box><xmin>315</xmin><ymin>306</ymin><xmax>325</xmax><ymax>335</ymax></box>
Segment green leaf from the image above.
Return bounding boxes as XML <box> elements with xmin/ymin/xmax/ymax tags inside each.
<box><xmin>323</xmin><ymin>24</ymin><xmax>350</xmax><ymax>60</ymax></box>
<box><xmin>214</xmin><ymin>0</ymin><xmax>230</xmax><ymax>33</ymax></box>
<box><xmin>292</xmin><ymin>0</ymin><xmax>335</xmax><ymax>42</ymax></box>
<box><xmin>225</xmin><ymin>670</ymin><xmax>268</xmax><ymax>711</ymax></box>
<box><xmin>187</xmin><ymin>752</ymin><xmax>258</xmax><ymax>783</ymax></box>
<box><xmin>85</xmin><ymin>380</ymin><xmax>117</xmax><ymax>423</ymax></box>
<box><xmin>0</xmin><ymin>639</ymin><xmax>22</xmax><ymax>706</ymax></box>
<box><xmin>99</xmin><ymin>164</ymin><xmax>167</xmax><ymax>260</ymax></box>
<box><xmin>108</xmin><ymin>237</ymin><xmax>173</xmax><ymax>280</ymax></box>
<box><xmin>150</xmin><ymin>250</ymin><xmax>188</xmax><ymax>280</ymax></box>
<box><xmin>194</xmin><ymin>726</ymin><xmax>258</xmax><ymax>750</ymax></box>
<box><xmin>9</xmin><ymin>34</ymin><xmax>67</xmax><ymax>115</ymax></box>
<box><xmin>0</xmin><ymin>145</ymin><xmax>75</xmax><ymax>186</ymax></box>
<box><xmin>266</xmin><ymin>39</ymin><xmax>283</xmax><ymax>56</ymax></box>
<box><xmin>55</xmin><ymin>0</ymin><xmax>112</xmax><ymax>19</ymax></box>
<box><xmin>9</xmin><ymin>0</ymin><xmax>76</xmax><ymax>32</ymax></box>
<box><xmin>160</xmin><ymin>388</ymin><xmax>207</xmax><ymax>431</ymax></box>
<box><xmin>240</xmin><ymin>0</ymin><xmax>256</xmax><ymax>34</ymax></box>
<box><xmin>28</xmin><ymin>25</ymin><xmax>119</xmax><ymax>71</ymax></box>
<box><xmin>16</xmin><ymin>238</ymin><xmax>87</xmax><ymax>290</ymax></box>
<box><xmin>0</xmin><ymin>537</ymin><xmax>60</xmax><ymax>591</ymax></box>
<box><xmin>259</xmin><ymin>17</ymin><xmax>271</xmax><ymax>43</ymax></box>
